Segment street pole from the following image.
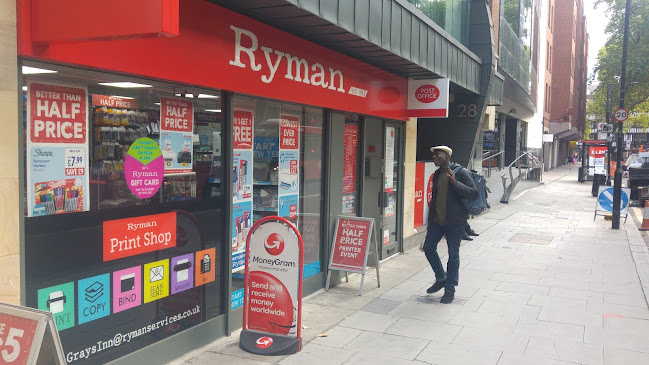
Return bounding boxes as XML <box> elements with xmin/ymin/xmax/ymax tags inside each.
<box><xmin>606</xmin><ymin>84</ymin><xmax>612</xmax><ymax>185</ymax></box>
<box><xmin>612</xmin><ymin>0</ymin><xmax>631</xmax><ymax>229</ymax></box>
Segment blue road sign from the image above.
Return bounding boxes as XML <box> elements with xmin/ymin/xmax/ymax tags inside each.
<box><xmin>597</xmin><ymin>187</ymin><xmax>629</xmax><ymax>213</ymax></box>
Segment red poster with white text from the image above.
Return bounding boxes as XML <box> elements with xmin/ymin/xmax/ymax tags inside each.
<box><xmin>160</xmin><ymin>97</ymin><xmax>194</xmax><ymax>174</ymax></box>
<box><xmin>26</xmin><ymin>81</ymin><xmax>90</xmax><ymax>217</ymax></box>
<box><xmin>233</xmin><ymin>110</ymin><xmax>254</xmax><ymax>149</ymax></box>
<box><xmin>0</xmin><ymin>312</ymin><xmax>39</xmax><ymax>364</ymax></box>
<box><xmin>330</xmin><ymin>218</ymin><xmax>372</xmax><ymax>272</ymax></box>
<box><xmin>280</xmin><ymin>114</ymin><xmax>300</xmax><ymax>150</ymax></box>
<box><xmin>414</xmin><ymin>163</ymin><xmax>426</xmax><ymax>227</ymax></box>
<box><xmin>103</xmin><ymin>212</ymin><xmax>177</xmax><ymax>261</ymax></box>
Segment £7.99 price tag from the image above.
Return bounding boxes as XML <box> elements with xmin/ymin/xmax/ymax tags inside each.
<box><xmin>0</xmin><ymin>314</ymin><xmax>38</xmax><ymax>364</ymax></box>
<box><xmin>65</xmin><ymin>148</ymin><xmax>85</xmax><ymax>176</ymax></box>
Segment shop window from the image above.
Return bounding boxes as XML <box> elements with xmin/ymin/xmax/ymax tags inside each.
<box><xmin>22</xmin><ymin>62</ymin><xmax>225</xmax><ymax>365</ymax></box>
<box><xmin>342</xmin><ymin>115</ymin><xmax>361</xmax><ymax>215</ymax></box>
<box><xmin>230</xmin><ymin>95</ymin><xmax>324</xmax><ymax>305</ymax></box>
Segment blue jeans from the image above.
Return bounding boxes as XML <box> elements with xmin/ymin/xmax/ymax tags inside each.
<box><xmin>423</xmin><ymin>222</ymin><xmax>463</xmax><ymax>294</ymax></box>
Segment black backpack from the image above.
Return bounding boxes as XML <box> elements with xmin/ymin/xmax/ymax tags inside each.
<box><xmin>451</xmin><ymin>165</ymin><xmax>488</xmax><ymax>216</ymax></box>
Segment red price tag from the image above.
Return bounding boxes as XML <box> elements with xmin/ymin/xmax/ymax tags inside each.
<box><xmin>289</xmin><ymin>160</ymin><xmax>298</xmax><ymax>175</ymax></box>
<box><xmin>65</xmin><ymin>168</ymin><xmax>85</xmax><ymax>176</ymax></box>
<box><xmin>0</xmin><ymin>313</ymin><xmax>38</xmax><ymax>364</ymax></box>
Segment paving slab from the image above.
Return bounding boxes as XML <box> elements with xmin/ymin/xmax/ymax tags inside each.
<box><xmin>165</xmin><ymin>167</ymin><xmax>649</xmax><ymax>365</ymax></box>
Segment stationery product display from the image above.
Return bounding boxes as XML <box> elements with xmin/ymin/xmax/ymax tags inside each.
<box><xmin>34</xmin><ymin>179</ymin><xmax>84</xmax><ymax>215</ymax></box>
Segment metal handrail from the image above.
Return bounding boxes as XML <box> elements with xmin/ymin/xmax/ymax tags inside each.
<box><xmin>476</xmin><ymin>151</ymin><xmax>505</xmax><ymax>178</ymax></box>
<box><xmin>500</xmin><ymin>152</ymin><xmax>542</xmax><ymax>203</ymax></box>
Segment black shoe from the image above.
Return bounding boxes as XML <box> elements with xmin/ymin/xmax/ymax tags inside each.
<box><xmin>465</xmin><ymin>227</ymin><xmax>479</xmax><ymax>236</ymax></box>
<box><xmin>426</xmin><ymin>280</ymin><xmax>446</xmax><ymax>294</ymax></box>
<box><xmin>462</xmin><ymin>232</ymin><xmax>473</xmax><ymax>241</ymax></box>
<box><xmin>440</xmin><ymin>291</ymin><xmax>455</xmax><ymax>304</ymax></box>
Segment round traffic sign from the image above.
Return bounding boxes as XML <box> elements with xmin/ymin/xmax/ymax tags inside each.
<box><xmin>614</xmin><ymin>108</ymin><xmax>628</xmax><ymax>122</ymax></box>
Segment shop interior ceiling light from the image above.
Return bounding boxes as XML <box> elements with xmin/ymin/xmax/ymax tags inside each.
<box><xmin>98</xmin><ymin>82</ymin><xmax>152</xmax><ymax>88</ymax></box>
<box><xmin>111</xmin><ymin>95</ymin><xmax>135</xmax><ymax>99</ymax></box>
<box><xmin>22</xmin><ymin>66</ymin><xmax>58</xmax><ymax>74</ymax></box>
<box><xmin>198</xmin><ymin>94</ymin><xmax>219</xmax><ymax>98</ymax></box>
<box><xmin>22</xmin><ymin>86</ymin><xmax>27</xmax><ymax>91</ymax></box>
<box><xmin>204</xmin><ymin>109</ymin><xmax>221</xmax><ymax>113</ymax></box>
<box><xmin>185</xmin><ymin>94</ymin><xmax>194</xmax><ymax>98</ymax></box>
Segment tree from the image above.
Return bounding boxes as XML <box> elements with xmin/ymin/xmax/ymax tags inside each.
<box><xmin>590</xmin><ymin>0</ymin><xmax>649</xmax><ymax>134</ymax></box>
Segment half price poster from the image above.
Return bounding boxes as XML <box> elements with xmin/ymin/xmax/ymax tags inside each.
<box><xmin>27</xmin><ymin>81</ymin><xmax>89</xmax><ymax>217</ymax></box>
<box><xmin>160</xmin><ymin>97</ymin><xmax>194</xmax><ymax>175</ymax></box>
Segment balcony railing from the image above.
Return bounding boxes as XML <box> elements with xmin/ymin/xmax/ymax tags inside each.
<box><xmin>498</xmin><ymin>16</ymin><xmax>531</xmax><ymax>94</ymax></box>
<box><xmin>407</xmin><ymin>0</ymin><xmax>471</xmax><ymax>46</ymax></box>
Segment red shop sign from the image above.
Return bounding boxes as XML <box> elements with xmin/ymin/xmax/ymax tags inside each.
<box><xmin>330</xmin><ymin>218</ymin><xmax>372</xmax><ymax>271</ymax></box>
<box><xmin>326</xmin><ymin>216</ymin><xmax>381</xmax><ymax>295</ymax></box>
<box><xmin>19</xmin><ymin>0</ymin><xmax>408</xmax><ymax>120</ymax></box>
<box><xmin>28</xmin><ymin>82</ymin><xmax>87</xmax><ymax>145</ymax></box>
<box><xmin>103</xmin><ymin>212</ymin><xmax>177</xmax><ymax>261</ymax></box>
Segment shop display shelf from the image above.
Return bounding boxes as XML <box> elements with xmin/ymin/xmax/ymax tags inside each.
<box><xmin>253</xmin><ymin>181</ymin><xmax>277</xmax><ymax>186</ymax></box>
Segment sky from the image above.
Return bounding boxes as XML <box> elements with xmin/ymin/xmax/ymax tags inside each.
<box><xmin>583</xmin><ymin>1</ymin><xmax>612</xmax><ymax>81</ymax></box>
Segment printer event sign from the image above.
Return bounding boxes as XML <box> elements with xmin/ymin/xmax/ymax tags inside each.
<box><xmin>160</xmin><ymin>97</ymin><xmax>193</xmax><ymax>175</ymax></box>
<box><xmin>26</xmin><ymin>81</ymin><xmax>90</xmax><ymax>217</ymax></box>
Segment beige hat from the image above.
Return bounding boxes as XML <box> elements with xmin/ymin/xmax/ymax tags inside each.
<box><xmin>430</xmin><ymin>145</ymin><xmax>453</xmax><ymax>156</ymax></box>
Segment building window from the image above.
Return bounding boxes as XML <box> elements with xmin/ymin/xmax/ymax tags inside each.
<box><xmin>22</xmin><ymin>61</ymin><xmax>226</xmax><ymax>364</ymax></box>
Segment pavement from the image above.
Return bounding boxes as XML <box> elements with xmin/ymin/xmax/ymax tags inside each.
<box><xmin>168</xmin><ymin>166</ymin><xmax>649</xmax><ymax>365</ymax></box>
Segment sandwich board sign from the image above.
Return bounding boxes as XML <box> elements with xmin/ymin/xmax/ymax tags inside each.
<box><xmin>240</xmin><ymin>216</ymin><xmax>304</xmax><ymax>356</ymax></box>
<box><xmin>595</xmin><ymin>186</ymin><xmax>630</xmax><ymax>221</ymax></box>
<box><xmin>0</xmin><ymin>302</ymin><xmax>66</xmax><ymax>364</ymax></box>
<box><xmin>325</xmin><ymin>216</ymin><xmax>381</xmax><ymax>296</ymax></box>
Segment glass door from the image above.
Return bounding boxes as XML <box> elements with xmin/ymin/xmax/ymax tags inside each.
<box><xmin>381</xmin><ymin>122</ymin><xmax>402</xmax><ymax>258</ymax></box>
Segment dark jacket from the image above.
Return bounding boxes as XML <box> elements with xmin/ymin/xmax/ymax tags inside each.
<box><xmin>428</xmin><ymin>163</ymin><xmax>479</xmax><ymax>226</ymax></box>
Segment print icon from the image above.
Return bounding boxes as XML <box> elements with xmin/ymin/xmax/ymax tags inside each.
<box><xmin>47</xmin><ymin>291</ymin><xmax>66</xmax><ymax>314</ymax></box>
<box><xmin>84</xmin><ymin>281</ymin><xmax>104</xmax><ymax>303</ymax></box>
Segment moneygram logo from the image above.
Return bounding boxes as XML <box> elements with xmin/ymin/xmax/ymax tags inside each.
<box><xmin>264</xmin><ymin>233</ymin><xmax>284</xmax><ymax>256</ymax></box>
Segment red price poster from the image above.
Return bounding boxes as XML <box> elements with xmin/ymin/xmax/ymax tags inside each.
<box><xmin>233</xmin><ymin>109</ymin><xmax>254</xmax><ymax>149</ymax></box>
<box><xmin>330</xmin><ymin>218</ymin><xmax>372</xmax><ymax>272</ymax></box>
<box><xmin>343</xmin><ymin>123</ymin><xmax>358</xmax><ymax>194</ymax></box>
<box><xmin>92</xmin><ymin>94</ymin><xmax>138</xmax><ymax>109</ymax></box>
<box><xmin>160</xmin><ymin>97</ymin><xmax>194</xmax><ymax>174</ymax></box>
<box><xmin>280</xmin><ymin>114</ymin><xmax>300</xmax><ymax>149</ymax></box>
<box><xmin>26</xmin><ymin>81</ymin><xmax>89</xmax><ymax>217</ymax></box>
<box><xmin>0</xmin><ymin>313</ymin><xmax>38</xmax><ymax>364</ymax></box>
<box><xmin>414</xmin><ymin>163</ymin><xmax>426</xmax><ymax>227</ymax></box>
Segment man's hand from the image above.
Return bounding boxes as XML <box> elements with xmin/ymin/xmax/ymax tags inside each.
<box><xmin>446</xmin><ymin>168</ymin><xmax>456</xmax><ymax>185</ymax></box>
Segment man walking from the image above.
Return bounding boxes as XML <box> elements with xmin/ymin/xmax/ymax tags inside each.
<box><xmin>423</xmin><ymin>146</ymin><xmax>478</xmax><ymax>303</ymax></box>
